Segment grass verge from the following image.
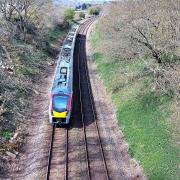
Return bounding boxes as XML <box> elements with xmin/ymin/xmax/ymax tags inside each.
<box><xmin>90</xmin><ymin>28</ymin><xmax>180</xmax><ymax>180</ymax></box>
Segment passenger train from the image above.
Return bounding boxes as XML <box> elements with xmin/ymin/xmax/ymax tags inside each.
<box><xmin>49</xmin><ymin>25</ymin><xmax>79</xmax><ymax>125</ymax></box>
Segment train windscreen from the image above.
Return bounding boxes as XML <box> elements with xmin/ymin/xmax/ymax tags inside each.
<box><xmin>52</xmin><ymin>95</ymin><xmax>68</xmax><ymax>112</ymax></box>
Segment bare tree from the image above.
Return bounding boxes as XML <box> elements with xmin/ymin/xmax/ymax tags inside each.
<box><xmin>96</xmin><ymin>0</ymin><xmax>180</xmax><ymax>96</ymax></box>
<box><xmin>0</xmin><ymin>0</ymin><xmax>50</xmax><ymax>42</ymax></box>
<box><xmin>98</xmin><ymin>0</ymin><xmax>180</xmax><ymax>64</ymax></box>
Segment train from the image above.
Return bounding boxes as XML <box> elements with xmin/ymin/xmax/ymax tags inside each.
<box><xmin>49</xmin><ymin>24</ymin><xmax>79</xmax><ymax>125</ymax></box>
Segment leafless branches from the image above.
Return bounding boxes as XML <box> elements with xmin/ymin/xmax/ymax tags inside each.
<box><xmin>0</xmin><ymin>0</ymin><xmax>51</xmax><ymax>42</ymax></box>
<box><xmin>97</xmin><ymin>0</ymin><xmax>180</xmax><ymax>96</ymax></box>
<box><xmin>99</xmin><ymin>0</ymin><xmax>180</xmax><ymax>64</ymax></box>
<box><xmin>0</xmin><ymin>0</ymin><xmax>30</xmax><ymax>41</ymax></box>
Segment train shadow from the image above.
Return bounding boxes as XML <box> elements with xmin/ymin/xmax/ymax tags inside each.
<box><xmin>68</xmin><ymin>34</ymin><xmax>96</xmax><ymax>130</ymax></box>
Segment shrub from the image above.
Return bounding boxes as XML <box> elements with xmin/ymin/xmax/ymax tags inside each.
<box><xmin>79</xmin><ymin>12</ymin><xmax>85</xmax><ymax>19</ymax></box>
<box><xmin>64</xmin><ymin>8</ymin><xmax>75</xmax><ymax>25</ymax></box>
<box><xmin>88</xmin><ymin>7</ymin><xmax>101</xmax><ymax>15</ymax></box>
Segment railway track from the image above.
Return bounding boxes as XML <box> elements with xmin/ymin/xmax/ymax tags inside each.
<box><xmin>77</xmin><ymin>19</ymin><xmax>110</xmax><ymax>180</ymax></box>
<box><xmin>46</xmin><ymin>17</ymin><xmax>110</xmax><ymax>180</ymax></box>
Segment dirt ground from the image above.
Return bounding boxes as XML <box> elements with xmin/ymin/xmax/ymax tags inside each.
<box><xmin>9</xmin><ymin>63</ymin><xmax>55</xmax><ymax>179</ymax></box>
<box><xmin>4</xmin><ymin>21</ymin><xmax>146</xmax><ymax>180</ymax></box>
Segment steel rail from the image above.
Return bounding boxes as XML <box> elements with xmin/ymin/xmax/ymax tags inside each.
<box><xmin>78</xmin><ymin>18</ymin><xmax>95</xmax><ymax>35</ymax></box>
<box><xmin>77</xmin><ymin>18</ymin><xmax>94</xmax><ymax>34</ymax></box>
<box><xmin>64</xmin><ymin>127</ymin><xmax>68</xmax><ymax>180</ymax></box>
<box><xmin>76</xmin><ymin>18</ymin><xmax>97</xmax><ymax>180</ymax></box>
<box><xmin>79</xmin><ymin>18</ymin><xmax>110</xmax><ymax>180</ymax></box>
<box><xmin>45</xmin><ymin>125</ymin><xmax>69</xmax><ymax>180</ymax></box>
<box><xmin>77</xmin><ymin>18</ymin><xmax>96</xmax><ymax>180</ymax></box>
<box><xmin>82</xmin><ymin>30</ymin><xmax>110</xmax><ymax>180</ymax></box>
<box><xmin>46</xmin><ymin>124</ymin><xmax>55</xmax><ymax>180</ymax></box>
<box><xmin>77</xmin><ymin>38</ymin><xmax>91</xmax><ymax>180</ymax></box>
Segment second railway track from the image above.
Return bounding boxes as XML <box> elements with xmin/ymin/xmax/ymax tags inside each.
<box><xmin>77</xmin><ymin>18</ymin><xmax>110</xmax><ymax>180</ymax></box>
<box><xmin>46</xmin><ymin>17</ymin><xmax>110</xmax><ymax>180</ymax></box>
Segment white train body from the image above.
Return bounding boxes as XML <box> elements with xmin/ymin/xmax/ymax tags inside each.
<box><xmin>49</xmin><ymin>25</ymin><xmax>78</xmax><ymax>125</ymax></box>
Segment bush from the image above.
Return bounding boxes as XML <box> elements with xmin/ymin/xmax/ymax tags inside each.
<box><xmin>79</xmin><ymin>12</ymin><xmax>85</xmax><ymax>19</ymax></box>
<box><xmin>64</xmin><ymin>8</ymin><xmax>75</xmax><ymax>25</ymax></box>
<box><xmin>88</xmin><ymin>7</ymin><xmax>101</xmax><ymax>15</ymax></box>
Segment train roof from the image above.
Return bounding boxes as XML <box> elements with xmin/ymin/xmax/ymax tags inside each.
<box><xmin>51</xmin><ymin>24</ymin><xmax>79</xmax><ymax>95</ymax></box>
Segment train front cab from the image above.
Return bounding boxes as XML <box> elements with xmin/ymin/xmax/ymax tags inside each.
<box><xmin>49</xmin><ymin>93</ymin><xmax>72</xmax><ymax>125</ymax></box>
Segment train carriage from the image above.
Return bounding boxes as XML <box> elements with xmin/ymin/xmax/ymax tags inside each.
<box><xmin>49</xmin><ymin>25</ymin><xmax>78</xmax><ymax>125</ymax></box>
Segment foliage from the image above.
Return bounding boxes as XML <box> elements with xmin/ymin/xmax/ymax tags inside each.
<box><xmin>0</xmin><ymin>0</ymin><xmax>67</xmax><ymax>158</ymax></box>
<box><xmin>0</xmin><ymin>131</ymin><xmax>12</xmax><ymax>140</ymax></box>
<box><xmin>76</xmin><ymin>3</ymin><xmax>91</xmax><ymax>10</ymax></box>
<box><xmin>64</xmin><ymin>8</ymin><xmax>75</xmax><ymax>25</ymax></box>
<box><xmin>81</xmin><ymin>3</ymin><xmax>87</xmax><ymax>10</ymax></box>
<box><xmin>79</xmin><ymin>12</ymin><xmax>85</xmax><ymax>19</ymax></box>
<box><xmin>88</xmin><ymin>6</ymin><xmax>101</xmax><ymax>15</ymax></box>
<box><xmin>99</xmin><ymin>1</ymin><xmax>180</xmax><ymax>64</ymax></box>
<box><xmin>49</xmin><ymin>25</ymin><xmax>63</xmax><ymax>42</ymax></box>
<box><xmin>96</xmin><ymin>0</ymin><xmax>180</xmax><ymax>97</ymax></box>
<box><xmin>0</xmin><ymin>0</ymin><xmax>50</xmax><ymax>42</ymax></box>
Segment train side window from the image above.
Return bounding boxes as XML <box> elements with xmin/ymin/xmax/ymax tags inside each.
<box><xmin>60</xmin><ymin>67</ymin><xmax>67</xmax><ymax>74</ymax></box>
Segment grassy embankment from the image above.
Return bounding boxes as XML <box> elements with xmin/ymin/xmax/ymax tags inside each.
<box><xmin>0</xmin><ymin>25</ymin><xmax>67</xmax><ymax>153</ymax></box>
<box><xmin>90</xmin><ymin>29</ymin><xmax>179</xmax><ymax>179</ymax></box>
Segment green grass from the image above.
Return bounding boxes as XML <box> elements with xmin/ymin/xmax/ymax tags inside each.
<box><xmin>0</xmin><ymin>131</ymin><xmax>12</xmax><ymax>140</ymax></box>
<box><xmin>49</xmin><ymin>25</ymin><xmax>68</xmax><ymax>42</ymax></box>
<box><xmin>49</xmin><ymin>26</ymin><xmax>63</xmax><ymax>42</ymax></box>
<box><xmin>90</xmin><ymin>28</ymin><xmax>180</xmax><ymax>180</ymax></box>
<box><xmin>117</xmin><ymin>92</ymin><xmax>179</xmax><ymax>179</ymax></box>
